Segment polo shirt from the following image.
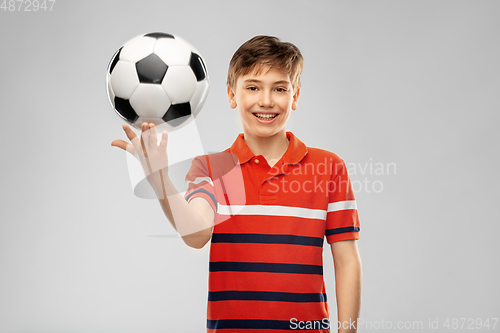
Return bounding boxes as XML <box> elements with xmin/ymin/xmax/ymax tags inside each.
<box><xmin>184</xmin><ymin>131</ymin><xmax>360</xmax><ymax>332</ymax></box>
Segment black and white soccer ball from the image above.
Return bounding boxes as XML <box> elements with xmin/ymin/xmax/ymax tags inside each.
<box><xmin>106</xmin><ymin>32</ymin><xmax>209</xmax><ymax>131</ymax></box>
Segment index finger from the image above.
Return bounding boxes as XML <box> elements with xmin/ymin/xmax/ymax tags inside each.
<box><xmin>147</xmin><ymin>123</ymin><xmax>158</xmax><ymax>150</ymax></box>
<box><xmin>122</xmin><ymin>123</ymin><xmax>144</xmax><ymax>156</ymax></box>
<box><xmin>122</xmin><ymin>124</ymin><xmax>137</xmax><ymax>141</ymax></box>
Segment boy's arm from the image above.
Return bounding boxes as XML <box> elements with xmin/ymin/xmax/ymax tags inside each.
<box><xmin>330</xmin><ymin>239</ymin><xmax>362</xmax><ymax>333</ymax></box>
<box><xmin>156</xmin><ymin>172</ymin><xmax>214</xmax><ymax>249</ymax></box>
<box><xmin>111</xmin><ymin>122</ymin><xmax>214</xmax><ymax>249</ymax></box>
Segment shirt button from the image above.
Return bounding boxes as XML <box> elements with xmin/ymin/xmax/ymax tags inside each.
<box><xmin>254</xmin><ymin>159</ymin><xmax>260</xmax><ymax>164</ymax></box>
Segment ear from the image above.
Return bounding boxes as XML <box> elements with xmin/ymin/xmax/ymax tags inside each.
<box><xmin>292</xmin><ymin>87</ymin><xmax>300</xmax><ymax>111</ymax></box>
<box><xmin>227</xmin><ymin>85</ymin><xmax>237</xmax><ymax>109</ymax></box>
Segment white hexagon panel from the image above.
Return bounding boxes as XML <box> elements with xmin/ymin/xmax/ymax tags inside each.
<box><xmin>110</xmin><ymin>61</ymin><xmax>139</xmax><ymax>99</ymax></box>
<box><xmin>106</xmin><ymin>32</ymin><xmax>209</xmax><ymax>131</ymax></box>
<box><xmin>162</xmin><ymin>66</ymin><xmax>197</xmax><ymax>104</ymax></box>
<box><xmin>130</xmin><ymin>84</ymin><xmax>171</xmax><ymax>118</ymax></box>
<box><xmin>154</xmin><ymin>38</ymin><xmax>192</xmax><ymax>66</ymax></box>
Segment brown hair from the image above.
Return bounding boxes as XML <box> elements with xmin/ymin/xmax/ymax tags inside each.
<box><xmin>227</xmin><ymin>35</ymin><xmax>303</xmax><ymax>92</ymax></box>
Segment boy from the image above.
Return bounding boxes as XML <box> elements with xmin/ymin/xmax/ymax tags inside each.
<box><xmin>112</xmin><ymin>35</ymin><xmax>361</xmax><ymax>332</ymax></box>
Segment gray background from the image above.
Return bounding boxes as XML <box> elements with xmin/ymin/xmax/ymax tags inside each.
<box><xmin>1</xmin><ymin>0</ymin><xmax>499</xmax><ymax>332</ymax></box>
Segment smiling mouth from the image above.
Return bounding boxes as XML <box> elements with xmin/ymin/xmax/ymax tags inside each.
<box><xmin>253</xmin><ymin>113</ymin><xmax>278</xmax><ymax>120</ymax></box>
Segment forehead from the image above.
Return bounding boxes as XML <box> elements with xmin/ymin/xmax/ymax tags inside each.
<box><xmin>238</xmin><ymin>65</ymin><xmax>291</xmax><ymax>84</ymax></box>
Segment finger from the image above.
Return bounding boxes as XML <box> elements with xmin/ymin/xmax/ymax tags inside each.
<box><xmin>122</xmin><ymin>123</ymin><xmax>142</xmax><ymax>156</ymax></box>
<box><xmin>159</xmin><ymin>130</ymin><xmax>168</xmax><ymax>153</ymax></box>
<box><xmin>139</xmin><ymin>123</ymin><xmax>154</xmax><ymax>176</ymax></box>
<box><xmin>158</xmin><ymin>131</ymin><xmax>169</xmax><ymax>171</ymax></box>
<box><xmin>141</xmin><ymin>122</ymin><xmax>149</xmax><ymax>158</ymax></box>
<box><xmin>122</xmin><ymin>123</ymin><xmax>148</xmax><ymax>170</ymax></box>
<box><xmin>111</xmin><ymin>139</ymin><xmax>137</xmax><ymax>160</ymax></box>
<box><xmin>148</xmin><ymin>123</ymin><xmax>158</xmax><ymax>152</ymax></box>
<box><xmin>122</xmin><ymin>123</ymin><xmax>137</xmax><ymax>142</ymax></box>
<box><xmin>125</xmin><ymin>142</ymin><xmax>135</xmax><ymax>156</ymax></box>
<box><xmin>120</xmin><ymin>123</ymin><xmax>152</xmax><ymax>176</ymax></box>
<box><xmin>111</xmin><ymin>140</ymin><xmax>130</xmax><ymax>152</ymax></box>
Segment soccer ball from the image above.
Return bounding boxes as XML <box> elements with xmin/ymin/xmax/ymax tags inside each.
<box><xmin>106</xmin><ymin>32</ymin><xmax>209</xmax><ymax>131</ymax></box>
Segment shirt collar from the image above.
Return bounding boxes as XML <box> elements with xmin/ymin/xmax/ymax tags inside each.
<box><xmin>229</xmin><ymin>131</ymin><xmax>308</xmax><ymax>165</ymax></box>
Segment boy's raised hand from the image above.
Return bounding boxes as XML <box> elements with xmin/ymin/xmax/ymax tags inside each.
<box><xmin>111</xmin><ymin>122</ymin><xmax>169</xmax><ymax>196</ymax></box>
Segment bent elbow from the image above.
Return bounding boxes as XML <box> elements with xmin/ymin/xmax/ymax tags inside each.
<box><xmin>181</xmin><ymin>230</ymin><xmax>212</xmax><ymax>249</ymax></box>
<box><xmin>185</xmin><ymin>239</ymin><xmax>209</xmax><ymax>249</ymax></box>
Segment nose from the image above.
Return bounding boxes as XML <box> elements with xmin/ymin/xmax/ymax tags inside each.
<box><xmin>258</xmin><ymin>91</ymin><xmax>275</xmax><ymax>108</ymax></box>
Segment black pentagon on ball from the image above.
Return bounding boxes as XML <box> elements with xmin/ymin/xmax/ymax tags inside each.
<box><xmin>135</xmin><ymin>54</ymin><xmax>168</xmax><ymax>84</ymax></box>
<box><xmin>189</xmin><ymin>53</ymin><xmax>207</xmax><ymax>82</ymax></box>
<box><xmin>108</xmin><ymin>47</ymin><xmax>122</xmax><ymax>74</ymax></box>
<box><xmin>144</xmin><ymin>32</ymin><xmax>175</xmax><ymax>39</ymax></box>
<box><xmin>163</xmin><ymin>102</ymin><xmax>191</xmax><ymax>127</ymax></box>
<box><xmin>114</xmin><ymin>97</ymin><xmax>139</xmax><ymax>123</ymax></box>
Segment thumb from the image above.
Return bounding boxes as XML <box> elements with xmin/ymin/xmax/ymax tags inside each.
<box><xmin>111</xmin><ymin>140</ymin><xmax>128</xmax><ymax>151</ymax></box>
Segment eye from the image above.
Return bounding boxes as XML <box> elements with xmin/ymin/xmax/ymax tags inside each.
<box><xmin>276</xmin><ymin>87</ymin><xmax>287</xmax><ymax>92</ymax></box>
<box><xmin>246</xmin><ymin>86</ymin><xmax>258</xmax><ymax>91</ymax></box>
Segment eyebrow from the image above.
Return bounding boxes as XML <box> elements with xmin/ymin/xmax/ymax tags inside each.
<box><xmin>243</xmin><ymin>79</ymin><xmax>291</xmax><ymax>85</ymax></box>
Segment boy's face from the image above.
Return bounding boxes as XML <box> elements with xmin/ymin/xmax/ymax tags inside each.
<box><xmin>227</xmin><ymin>66</ymin><xmax>300</xmax><ymax>139</ymax></box>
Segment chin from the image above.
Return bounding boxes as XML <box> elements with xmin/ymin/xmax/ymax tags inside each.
<box><xmin>249</xmin><ymin>127</ymin><xmax>284</xmax><ymax>138</ymax></box>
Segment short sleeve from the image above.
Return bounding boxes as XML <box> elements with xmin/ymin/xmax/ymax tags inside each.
<box><xmin>325</xmin><ymin>160</ymin><xmax>360</xmax><ymax>243</ymax></box>
<box><xmin>184</xmin><ymin>155</ymin><xmax>218</xmax><ymax>214</ymax></box>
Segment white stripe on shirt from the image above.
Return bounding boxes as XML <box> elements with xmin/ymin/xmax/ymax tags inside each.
<box><xmin>217</xmin><ymin>201</ymin><xmax>356</xmax><ymax>219</ymax></box>
<box><xmin>186</xmin><ymin>176</ymin><xmax>214</xmax><ymax>187</ymax></box>
<box><xmin>327</xmin><ymin>200</ymin><xmax>357</xmax><ymax>212</ymax></box>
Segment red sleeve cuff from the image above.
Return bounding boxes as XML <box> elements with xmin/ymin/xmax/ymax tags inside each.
<box><xmin>185</xmin><ymin>190</ymin><xmax>217</xmax><ymax>214</ymax></box>
<box><xmin>326</xmin><ymin>231</ymin><xmax>360</xmax><ymax>244</ymax></box>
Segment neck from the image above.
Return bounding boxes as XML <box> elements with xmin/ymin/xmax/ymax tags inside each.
<box><xmin>242</xmin><ymin>130</ymin><xmax>290</xmax><ymax>164</ymax></box>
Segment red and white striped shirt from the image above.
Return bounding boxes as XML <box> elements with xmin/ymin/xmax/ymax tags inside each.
<box><xmin>184</xmin><ymin>131</ymin><xmax>360</xmax><ymax>332</ymax></box>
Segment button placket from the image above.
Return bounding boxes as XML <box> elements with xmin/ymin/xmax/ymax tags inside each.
<box><xmin>266</xmin><ymin>162</ymin><xmax>289</xmax><ymax>181</ymax></box>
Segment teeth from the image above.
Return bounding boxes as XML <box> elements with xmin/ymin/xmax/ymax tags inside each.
<box><xmin>254</xmin><ymin>113</ymin><xmax>278</xmax><ymax>119</ymax></box>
